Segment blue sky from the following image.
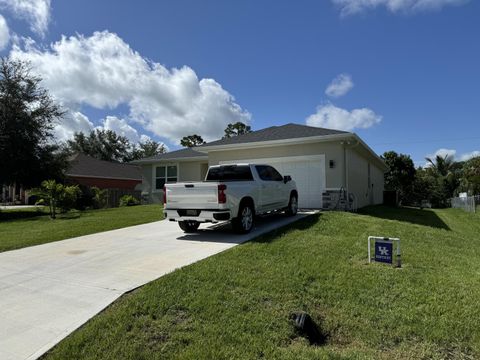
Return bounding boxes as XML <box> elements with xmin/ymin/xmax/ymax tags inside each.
<box><xmin>0</xmin><ymin>0</ymin><xmax>479</xmax><ymax>165</ymax></box>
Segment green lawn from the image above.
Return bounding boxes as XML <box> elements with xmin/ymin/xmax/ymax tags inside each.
<box><xmin>44</xmin><ymin>206</ymin><xmax>480</xmax><ymax>359</ymax></box>
<box><xmin>0</xmin><ymin>205</ymin><xmax>163</xmax><ymax>253</ymax></box>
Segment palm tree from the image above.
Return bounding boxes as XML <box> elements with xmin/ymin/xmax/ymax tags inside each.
<box><xmin>425</xmin><ymin>154</ymin><xmax>461</xmax><ymax>206</ymax></box>
<box><xmin>425</xmin><ymin>154</ymin><xmax>454</xmax><ymax>177</ymax></box>
<box><xmin>32</xmin><ymin>180</ymin><xmax>64</xmax><ymax>219</ymax></box>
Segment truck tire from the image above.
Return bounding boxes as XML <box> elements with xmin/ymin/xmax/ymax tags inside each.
<box><xmin>233</xmin><ymin>203</ymin><xmax>254</xmax><ymax>234</ymax></box>
<box><xmin>285</xmin><ymin>193</ymin><xmax>298</xmax><ymax>216</ymax></box>
<box><xmin>178</xmin><ymin>220</ymin><xmax>200</xmax><ymax>233</ymax></box>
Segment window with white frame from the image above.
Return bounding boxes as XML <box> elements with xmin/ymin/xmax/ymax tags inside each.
<box><xmin>155</xmin><ymin>165</ymin><xmax>177</xmax><ymax>190</ymax></box>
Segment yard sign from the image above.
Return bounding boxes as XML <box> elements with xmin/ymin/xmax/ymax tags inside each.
<box><xmin>368</xmin><ymin>236</ymin><xmax>401</xmax><ymax>267</ymax></box>
<box><xmin>375</xmin><ymin>240</ymin><xmax>392</xmax><ymax>263</ymax></box>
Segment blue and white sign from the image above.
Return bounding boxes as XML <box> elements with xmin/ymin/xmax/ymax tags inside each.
<box><xmin>374</xmin><ymin>241</ymin><xmax>393</xmax><ymax>264</ymax></box>
<box><xmin>368</xmin><ymin>236</ymin><xmax>401</xmax><ymax>267</ymax></box>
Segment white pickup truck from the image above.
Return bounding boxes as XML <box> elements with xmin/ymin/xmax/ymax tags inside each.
<box><xmin>164</xmin><ymin>164</ymin><xmax>298</xmax><ymax>234</ymax></box>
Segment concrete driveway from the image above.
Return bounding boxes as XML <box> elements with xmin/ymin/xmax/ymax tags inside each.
<box><xmin>0</xmin><ymin>213</ymin><xmax>311</xmax><ymax>360</ymax></box>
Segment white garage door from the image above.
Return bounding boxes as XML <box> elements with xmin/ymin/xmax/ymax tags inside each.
<box><xmin>219</xmin><ymin>155</ymin><xmax>326</xmax><ymax>208</ymax></box>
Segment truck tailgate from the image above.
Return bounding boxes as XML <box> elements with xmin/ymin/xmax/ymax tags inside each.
<box><xmin>165</xmin><ymin>182</ymin><xmax>219</xmax><ymax>209</ymax></box>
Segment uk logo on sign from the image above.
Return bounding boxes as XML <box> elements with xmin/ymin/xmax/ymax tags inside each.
<box><xmin>375</xmin><ymin>241</ymin><xmax>392</xmax><ymax>264</ymax></box>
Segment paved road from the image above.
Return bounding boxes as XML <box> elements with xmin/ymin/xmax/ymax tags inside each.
<box><xmin>0</xmin><ymin>213</ymin><xmax>310</xmax><ymax>360</ymax></box>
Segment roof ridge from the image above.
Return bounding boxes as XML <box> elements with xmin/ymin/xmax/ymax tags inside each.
<box><xmin>75</xmin><ymin>152</ymin><xmax>137</xmax><ymax>167</ymax></box>
<box><xmin>199</xmin><ymin>122</ymin><xmax>350</xmax><ymax>148</ymax></box>
<box><xmin>66</xmin><ymin>152</ymin><xmax>141</xmax><ymax>179</ymax></box>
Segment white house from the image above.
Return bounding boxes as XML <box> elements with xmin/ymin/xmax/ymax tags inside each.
<box><xmin>133</xmin><ymin>123</ymin><xmax>387</xmax><ymax>210</ymax></box>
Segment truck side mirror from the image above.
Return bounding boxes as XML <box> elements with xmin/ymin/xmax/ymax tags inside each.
<box><xmin>284</xmin><ymin>175</ymin><xmax>292</xmax><ymax>183</ymax></box>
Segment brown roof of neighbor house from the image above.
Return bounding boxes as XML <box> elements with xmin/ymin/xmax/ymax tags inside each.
<box><xmin>198</xmin><ymin>123</ymin><xmax>350</xmax><ymax>148</ymax></box>
<box><xmin>66</xmin><ymin>153</ymin><xmax>142</xmax><ymax>180</ymax></box>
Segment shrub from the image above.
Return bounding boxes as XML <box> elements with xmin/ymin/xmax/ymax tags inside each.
<box><xmin>31</xmin><ymin>180</ymin><xmax>80</xmax><ymax>218</ymax></box>
<box><xmin>59</xmin><ymin>185</ymin><xmax>81</xmax><ymax>213</ymax></box>
<box><xmin>92</xmin><ymin>187</ymin><xmax>108</xmax><ymax>209</ymax></box>
<box><xmin>119</xmin><ymin>195</ymin><xmax>139</xmax><ymax>207</ymax></box>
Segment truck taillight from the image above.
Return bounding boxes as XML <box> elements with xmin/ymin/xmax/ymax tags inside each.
<box><xmin>218</xmin><ymin>184</ymin><xmax>227</xmax><ymax>204</ymax></box>
<box><xmin>163</xmin><ymin>185</ymin><xmax>167</xmax><ymax>204</ymax></box>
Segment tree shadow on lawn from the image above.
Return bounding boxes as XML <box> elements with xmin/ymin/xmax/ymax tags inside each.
<box><xmin>0</xmin><ymin>209</ymin><xmax>47</xmax><ymax>222</ymax></box>
<box><xmin>359</xmin><ymin>205</ymin><xmax>450</xmax><ymax>231</ymax></box>
<box><xmin>0</xmin><ymin>209</ymin><xmax>83</xmax><ymax>222</ymax></box>
<box><xmin>57</xmin><ymin>212</ymin><xmax>82</xmax><ymax>220</ymax></box>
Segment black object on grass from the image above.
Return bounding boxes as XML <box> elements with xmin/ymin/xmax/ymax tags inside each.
<box><xmin>291</xmin><ymin>312</ymin><xmax>326</xmax><ymax>345</ymax></box>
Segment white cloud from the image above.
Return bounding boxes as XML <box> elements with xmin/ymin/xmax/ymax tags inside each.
<box><xmin>139</xmin><ymin>134</ymin><xmax>152</xmax><ymax>143</ymax></box>
<box><xmin>306</xmin><ymin>103</ymin><xmax>382</xmax><ymax>131</ymax></box>
<box><xmin>325</xmin><ymin>73</ymin><xmax>354</xmax><ymax>98</ymax></box>
<box><xmin>459</xmin><ymin>151</ymin><xmax>480</xmax><ymax>161</ymax></box>
<box><xmin>100</xmin><ymin>116</ymin><xmax>143</xmax><ymax>143</ymax></box>
<box><xmin>0</xmin><ymin>14</ymin><xmax>9</xmax><ymax>50</ymax></box>
<box><xmin>10</xmin><ymin>31</ymin><xmax>251</xmax><ymax>144</ymax></box>
<box><xmin>53</xmin><ymin>111</ymin><xmax>94</xmax><ymax>142</ymax></box>
<box><xmin>52</xmin><ymin>112</ymin><xmax>154</xmax><ymax>146</ymax></box>
<box><xmin>424</xmin><ymin>148</ymin><xmax>480</xmax><ymax>166</ymax></box>
<box><xmin>332</xmin><ymin>0</ymin><xmax>468</xmax><ymax>15</ymax></box>
<box><xmin>427</xmin><ymin>148</ymin><xmax>456</xmax><ymax>160</ymax></box>
<box><xmin>0</xmin><ymin>0</ymin><xmax>50</xmax><ymax>37</ymax></box>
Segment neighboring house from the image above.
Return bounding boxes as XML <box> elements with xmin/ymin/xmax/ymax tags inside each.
<box><xmin>67</xmin><ymin>153</ymin><xmax>142</xmax><ymax>190</ymax></box>
<box><xmin>133</xmin><ymin>123</ymin><xmax>387</xmax><ymax>209</ymax></box>
<box><xmin>2</xmin><ymin>154</ymin><xmax>143</xmax><ymax>205</ymax></box>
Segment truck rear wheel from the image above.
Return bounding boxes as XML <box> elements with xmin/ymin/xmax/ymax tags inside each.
<box><xmin>233</xmin><ymin>203</ymin><xmax>254</xmax><ymax>234</ymax></box>
<box><xmin>178</xmin><ymin>220</ymin><xmax>200</xmax><ymax>233</ymax></box>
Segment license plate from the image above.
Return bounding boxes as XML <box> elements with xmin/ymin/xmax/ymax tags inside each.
<box><xmin>186</xmin><ymin>210</ymin><xmax>198</xmax><ymax>216</ymax></box>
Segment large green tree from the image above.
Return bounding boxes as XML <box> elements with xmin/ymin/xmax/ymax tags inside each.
<box><xmin>0</xmin><ymin>58</ymin><xmax>68</xmax><ymax>187</ymax></box>
<box><xmin>136</xmin><ymin>139</ymin><xmax>167</xmax><ymax>158</ymax></box>
<box><xmin>180</xmin><ymin>134</ymin><xmax>205</xmax><ymax>148</ymax></box>
<box><xmin>411</xmin><ymin>167</ymin><xmax>434</xmax><ymax>204</ymax></box>
<box><xmin>382</xmin><ymin>151</ymin><xmax>416</xmax><ymax>203</ymax></box>
<box><xmin>67</xmin><ymin>129</ymin><xmax>132</xmax><ymax>162</ymax></box>
<box><xmin>223</xmin><ymin>122</ymin><xmax>252</xmax><ymax>139</ymax></box>
<box><xmin>424</xmin><ymin>154</ymin><xmax>462</xmax><ymax>205</ymax></box>
<box><xmin>425</xmin><ymin>154</ymin><xmax>455</xmax><ymax>177</ymax></box>
<box><xmin>68</xmin><ymin>130</ymin><xmax>168</xmax><ymax>162</ymax></box>
<box><xmin>460</xmin><ymin>156</ymin><xmax>480</xmax><ymax>195</ymax></box>
<box><xmin>128</xmin><ymin>139</ymin><xmax>167</xmax><ymax>161</ymax></box>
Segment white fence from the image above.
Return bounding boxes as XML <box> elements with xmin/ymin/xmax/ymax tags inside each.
<box><xmin>451</xmin><ymin>196</ymin><xmax>479</xmax><ymax>213</ymax></box>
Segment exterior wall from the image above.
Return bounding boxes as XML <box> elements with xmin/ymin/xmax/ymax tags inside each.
<box><xmin>141</xmin><ymin>160</ymin><xmax>207</xmax><ymax>204</ymax></box>
<box><xmin>371</xmin><ymin>164</ymin><xmax>385</xmax><ymax>205</ymax></box>
<box><xmin>140</xmin><ymin>164</ymin><xmax>160</xmax><ymax>203</ymax></box>
<box><xmin>201</xmin><ymin>163</ymin><xmax>209</xmax><ymax>180</ymax></box>
<box><xmin>68</xmin><ymin>176</ymin><xmax>141</xmax><ymax>190</ymax></box>
<box><xmin>207</xmin><ymin>142</ymin><xmax>346</xmax><ymax>189</ymax></box>
<box><xmin>346</xmin><ymin>148</ymin><xmax>384</xmax><ymax>208</ymax></box>
<box><xmin>178</xmin><ymin>161</ymin><xmax>207</xmax><ymax>182</ymax></box>
<box><xmin>346</xmin><ymin>149</ymin><xmax>370</xmax><ymax>208</ymax></box>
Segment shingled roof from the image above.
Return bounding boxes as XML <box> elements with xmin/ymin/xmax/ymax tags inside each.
<box><xmin>198</xmin><ymin>123</ymin><xmax>349</xmax><ymax>148</ymax></box>
<box><xmin>133</xmin><ymin>148</ymin><xmax>207</xmax><ymax>163</ymax></box>
<box><xmin>66</xmin><ymin>153</ymin><xmax>141</xmax><ymax>180</ymax></box>
<box><xmin>133</xmin><ymin>124</ymin><xmax>350</xmax><ymax>163</ymax></box>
